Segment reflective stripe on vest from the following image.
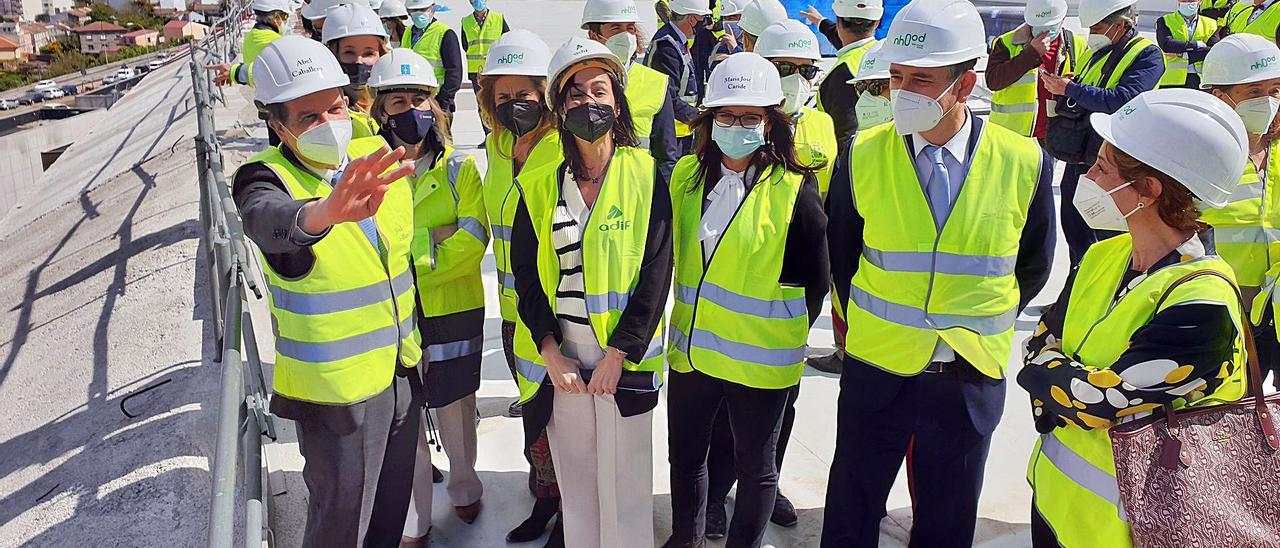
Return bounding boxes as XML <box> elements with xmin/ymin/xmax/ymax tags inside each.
<box><xmin>1079</xmin><ymin>36</ymin><xmax>1164</xmax><ymax>90</ymax></box>
<box><xmin>462</xmin><ymin>11</ymin><xmax>503</xmax><ymax>73</ymax></box>
<box><xmin>511</xmin><ymin>147</ymin><xmax>666</xmax><ymax>402</ymax></box>
<box><xmin>427</xmin><ymin>334</ymin><xmax>483</xmax><ymax>362</ymax></box>
<box><xmin>843</xmin><ymin>121</ymin><xmax>1040</xmax><ymax>378</ymax></box>
<box><xmin>1227</xmin><ymin>0</ymin><xmax>1280</xmax><ymax>37</ymax></box>
<box><xmin>988</xmin><ymin>30</ymin><xmax>1087</xmax><ymax>136</ymax></box>
<box><xmin>411</xmin><ymin>146</ymin><xmax>488</xmax><ymax>317</ymax></box>
<box><xmin>1030</xmin><ymin>233</ymin><xmax>1246</xmax><ymax>548</ymax></box>
<box><xmin>404</xmin><ymin>20</ymin><xmax>450</xmax><ymax>84</ymax></box>
<box><xmin>482</xmin><ymin>129</ymin><xmax>562</xmax><ymax>322</ymax></box>
<box><xmin>646</xmin><ymin>30</ymin><xmax>698</xmax><ymax>137</ymax></box>
<box><xmin>627</xmin><ymin>63</ymin><xmax>669</xmax><ymax>145</ymax></box>
<box><xmin>1202</xmin><ymin>158</ymin><xmax>1278</xmax><ymax>286</ymax></box>
<box><xmin>244</xmin><ymin>137</ymin><xmax>422</xmax><ymax>405</ymax></box>
<box><xmin>1158</xmin><ymin>12</ymin><xmax>1217</xmax><ymax>88</ymax></box>
<box><xmin>667</xmin><ymin>157</ymin><xmax>810</xmax><ymax>389</ymax></box>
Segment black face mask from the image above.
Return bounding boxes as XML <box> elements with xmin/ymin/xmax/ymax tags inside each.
<box><xmin>496</xmin><ymin>99</ymin><xmax>543</xmax><ymax>137</ymax></box>
<box><xmin>340</xmin><ymin>62</ymin><xmax>374</xmax><ymax>87</ymax></box>
<box><xmin>387</xmin><ymin>108</ymin><xmax>435</xmax><ymax>145</ymax></box>
<box><xmin>562</xmin><ymin>102</ymin><xmax>616</xmax><ymax>143</ymax></box>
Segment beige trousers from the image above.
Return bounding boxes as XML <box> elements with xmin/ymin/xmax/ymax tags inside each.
<box><xmin>402</xmin><ymin>392</ymin><xmax>484</xmax><ymax>538</ymax></box>
<box><xmin>547</xmin><ymin>391</ymin><xmax>655</xmax><ymax>548</ymax></box>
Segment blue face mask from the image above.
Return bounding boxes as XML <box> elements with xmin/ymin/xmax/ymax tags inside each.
<box><xmin>471</xmin><ymin>0</ymin><xmax>486</xmax><ymax>11</ymax></box>
<box><xmin>410</xmin><ymin>12</ymin><xmax>432</xmax><ymax>29</ymax></box>
<box><xmin>1178</xmin><ymin>2</ymin><xmax>1199</xmax><ymax>17</ymax></box>
<box><xmin>387</xmin><ymin>108</ymin><xmax>435</xmax><ymax>145</ymax></box>
<box><xmin>712</xmin><ymin>123</ymin><xmax>765</xmax><ymax>160</ymax></box>
<box><xmin>1031</xmin><ymin>25</ymin><xmax>1060</xmax><ymax>40</ymax></box>
<box><xmin>724</xmin><ymin>21</ymin><xmax>742</xmax><ymax>38</ymax></box>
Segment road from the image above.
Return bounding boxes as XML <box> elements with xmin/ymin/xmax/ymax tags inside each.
<box><xmin>0</xmin><ymin>45</ymin><xmax>189</xmax><ymax>119</ymax></box>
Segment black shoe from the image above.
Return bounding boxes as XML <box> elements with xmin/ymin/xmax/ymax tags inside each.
<box><xmin>432</xmin><ymin>465</ymin><xmax>444</xmax><ymax>484</ymax></box>
<box><xmin>706</xmin><ymin>499</ymin><xmax>727</xmax><ymax>539</ymax></box>
<box><xmin>659</xmin><ymin>537</ymin><xmax>705</xmax><ymax>548</ymax></box>
<box><xmin>770</xmin><ymin>491</ymin><xmax>798</xmax><ymax>527</ymax></box>
<box><xmin>508</xmin><ymin>399</ymin><xmax>523</xmax><ymax>418</ymax></box>
<box><xmin>506</xmin><ymin>497</ymin><xmax>558</xmax><ymax>543</ymax></box>
<box><xmin>805</xmin><ymin>352</ymin><xmax>843</xmax><ymax>374</ymax></box>
<box><xmin>542</xmin><ymin>516</ymin><xmax>564</xmax><ymax>548</ymax></box>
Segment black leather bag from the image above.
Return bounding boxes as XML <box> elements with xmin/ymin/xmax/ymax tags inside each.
<box><xmin>1044</xmin><ymin>38</ymin><xmax>1139</xmax><ymax>165</ymax></box>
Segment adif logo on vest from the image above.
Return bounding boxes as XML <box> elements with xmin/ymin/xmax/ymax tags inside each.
<box><xmin>1253</xmin><ymin>55</ymin><xmax>1277</xmax><ymax>71</ymax></box>
<box><xmin>497</xmin><ymin>52</ymin><xmax>525</xmax><ymax>64</ymax></box>
<box><xmin>893</xmin><ymin>32</ymin><xmax>927</xmax><ymax>49</ymax></box>
<box><xmin>600</xmin><ymin>205</ymin><xmax>630</xmax><ymax>231</ymax></box>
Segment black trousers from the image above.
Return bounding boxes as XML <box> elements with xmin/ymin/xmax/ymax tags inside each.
<box><xmin>821</xmin><ymin>357</ymin><xmax>1005</xmax><ymax>548</ymax></box>
<box><xmin>707</xmin><ymin>383</ymin><xmax>800</xmax><ymax>504</ymax></box>
<box><xmin>667</xmin><ymin>369</ymin><xmax>791</xmax><ymax>548</ymax></box>
<box><xmin>293</xmin><ymin>367</ymin><xmax>424</xmax><ymax>548</ymax></box>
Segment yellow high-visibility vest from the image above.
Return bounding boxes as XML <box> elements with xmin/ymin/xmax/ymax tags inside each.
<box><xmin>1157</xmin><ymin>12</ymin><xmax>1218</xmax><ymax>88</ymax></box>
<box><xmin>461</xmin><ymin>11</ymin><xmax>504</xmax><ymax>73</ymax></box>
<box><xmin>403</xmin><ymin>20</ymin><xmax>451</xmax><ymax>84</ymax></box>
<box><xmin>988</xmin><ymin>30</ymin><xmax>1089</xmax><ymax>136</ymax></box>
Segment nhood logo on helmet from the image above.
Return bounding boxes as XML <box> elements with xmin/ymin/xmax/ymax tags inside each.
<box><xmin>497</xmin><ymin>52</ymin><xmax>525</xmax><ymax>64</ymax></box>
<box><xmin>893</xmin><ymin>32</ymin><xmax>927</xmax><ymax>49</ymax></box>
<box><xmin>621</xmin><ymin>5</ymin><xmax>636</xmax><ymax>14</ymax></box>
<box><xmin>1253</xmin><ymin>55</ymin><xmax>1277</xmax><ymax>71</ymax></box>
<box><xmin>1120</xmin><ymin>105</ymin><xmax>1137</xmax><ymax>117</ymax></box>
<box><xmin>1034</xmin><ymin>9</ymin><xmax>1053</xmax><ymax>18</ymax></box>
<box><xmin>787</xmin><ymin>38</ymin><xmax>813</xmax><ymax>49</ymax></box>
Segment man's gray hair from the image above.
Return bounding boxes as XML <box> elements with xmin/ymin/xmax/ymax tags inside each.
<box><xmin>1102</xmin><ymin>5</ymin><xmax>1138</xmax><ymax>27</ymax></box>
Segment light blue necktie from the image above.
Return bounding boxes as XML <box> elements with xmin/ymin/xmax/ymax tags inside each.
<box><xmin>924</xmin><ymin>144</ymin><xmax>951</xmax><ymax>228</ymax></box>
<box><xmin>332</xmin><ymin>169</ymin><xmax>384</xmax><ymax>254</ymax></box>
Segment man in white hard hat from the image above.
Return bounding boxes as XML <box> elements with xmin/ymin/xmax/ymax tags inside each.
<box><xmin>807</xmin><ymin>0</ymin><xmax>882</xmax><ymax>148</ymax></box>
<box><xmin>1201</xmin><ymin>34</ymin><xmax>1280</xmax><ymax>391</ymax></box>
<box><xmin>646</xmin><ymin>0</ymin><xmax>713</xmax><ymax>152</ymax></box>
<box><xmin>823</xmin><ymin>0</ymin><xmax>1055</xmax><ymax>545</ymax></box>
<box><xmin>231</xmin><ymin>35</ymin><xmax>423</xmax><ymax>547</ymax></box>
<box><xmin>1223</xmin><ymin>0</ymin><xmax>1280</xmax><ymax>42</ymax></box>
<box><xmin>402</xmin><ymin>0</ymin><xmax>464</xmax><ymax>113</ymax></box>
<box><xmin>1155</xmin><ymin>0</ymin><xmax>1217</xmax><ymax>89</ymax></box>
<box><xmin>1039</xmin><ymin>0</ymin><xmax>1164</xmax><ymax>266</ymax></box>
<box><xmin>209</xmin><ymin>0</ymin><xmax>290</xmax><ymax>87</ymax></box>
<box><xmin>582</xmin><ymin>0</ymin><xmax>681</xmax><ymax>181</ymax></box>
<box><xmin>985</xmin><ymin>0</ymin><xmax>1088</xmax><ymax>138</ymax></box>
<box><xmin>460</xmin><ymin>0</ymin><xmax>509</xmax><ymax>115</ymax></box>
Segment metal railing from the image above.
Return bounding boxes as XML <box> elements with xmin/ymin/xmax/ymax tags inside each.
<box><xmin>188</xmin><ymin>3</ymin><xmax>279</xmax><ymax>547</ymax></box>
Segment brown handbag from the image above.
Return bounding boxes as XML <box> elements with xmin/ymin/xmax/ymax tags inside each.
<box><xmin>1109</xmin><ymin>269</ymin><xmax>1280</xmax><ymax>548</ymax></box>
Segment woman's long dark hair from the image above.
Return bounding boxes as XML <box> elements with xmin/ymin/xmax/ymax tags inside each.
<box><xmin>688</xmin><ymin>105</ymin><xmax>823</xmax><ymax>191</ymax></box>
<box><xmin>552</xmin><ymin>68</ymin><xmax>639</xmax><ymax>183</ymax></box>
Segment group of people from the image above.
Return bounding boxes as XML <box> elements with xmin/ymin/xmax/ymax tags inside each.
<box><xmin>215</xmin><ymin>0</ymin><xmax>1280</xmax><ymax>546</ymax></box>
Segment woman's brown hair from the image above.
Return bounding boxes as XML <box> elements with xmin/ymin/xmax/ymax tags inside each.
<box><xmin>370</xmin><ymin>87</ymin><xmax>454</xmax><ymax>150</ymax></box>
<box><xmin>686</xmin><ymin>105</ymin><xmax>824</xmax><ymax>191</ymax></box>
<box><xmin>1110</xmin><ymin>144</ymin><xmax>1207</xmax><ymax>234</ymax></box>
<box><xmin>551</xmin><ymin>68</ymin><xmax>639</xmax><ymax>182</ymax></box>
<box><xmin>475</xmin><ymin>74</ymin><xmax>557</xmax><ymax>160</ymax></box>
<box><xmin>327</xmin><ymin>38</ymin><xmax>392</xmax><ymax>115</ymax></box>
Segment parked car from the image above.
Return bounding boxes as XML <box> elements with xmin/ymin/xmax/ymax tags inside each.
<box><xmin>0</xmin><ymin>98</ymin><xmax>18</xmax><ymax>110</ymax></box>
<box><xmin>18</xmin><ymin>92</ymin><xmax>45</xmax><ymax>105</ymax></box>
<box><xmin>41</xmin><ymin>88</ymin><xmax>65</xmax><ymax>99</ymax></box>
<box><xmin>33</xmin><ymin>79</ymin><xmax>58</xmax><ymax>92</ymax></box>
<box><xmin>148</xmin><ymin>59</ymin><xmax>164</xmax><ymax>70</ymax></box>
<box><xmin>44</xmin><ymin>104</ymin><xmax>69</xmax><ymax>109</ymax></box>
<box><xmin>103</xmin><ymin>74</ymin><xmax>117</xmax><ymax>85</ymax></box>
<box><xmin>60</xmin><ymin>85</ymin><xmax>77</xmax><ymax>96</ymax></box>
<box><xmin>156</xmin><ymin>51</ymin><xmax>170</xmax><ymax>60</ymax></box>
<box><xmin>115</xmin><ymin>67</ymin><xmax>135</xmax><ymax>80</ymax></box>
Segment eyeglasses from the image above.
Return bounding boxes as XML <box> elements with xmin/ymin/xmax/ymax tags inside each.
<box><xmin>713</xmin><ymin>111</ymin><xmax>765</xmax><ymax>129</ymax></box>
<box><xmin>772</xmin><ymin>61</ymin><xmax>820</xmax><ymax>80</ymax></box>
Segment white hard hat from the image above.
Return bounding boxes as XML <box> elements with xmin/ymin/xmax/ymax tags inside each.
<box><xmin>403</xmin><ymin>0</ymin><xmax>435</xmax><ymax>10</ymax></box>
<box><xmin>301</xmin><ymin>0</ymin><xmax>342</xmax><ymax>20</ymax></box>
<box><xmin>877</xmin><ymin>0</ymin><xmax>986</xmax><ymax>68</ymax></box>
<box><xmin>548</xmin><ymin>37</ymin><xmax>626</xmax><ymax>93</ymax></box>
<box><xmin>482</xmin><ymin>29</ymin><xmax>552</xmax><ymax>77</ymax></box>
<box><xmin>703</xmin><ymin>52</ymin><xmax>784</xmax><ymax>107</ymax></box>
<box><xmin>1091</xmin><ymin>88</ymin><xmax>1248</xmax><ymax>208</ymax></box>
<box><xmin>1200</xmin><ymin>34</ymin><xmax>1280</xmax><ymax>89</ymax></box>
<box><xmin>322</xmin><ymin>3</ymin><xmax>388</xmax><ymax>44</ymax></box>
<box><xmin>754</xmin><ymin>20</ymin><xmax>821</xmax><ymax>60</ymax></box>
<box><xmin>1024</xmin><ymin>0</ymin><xmax>1067</xmax><ymax>27</ymax></box>
<box><xmin>667</xmin><ymin>0</ymin><xmax>712</xmax><ymax>16</ymax></box>
<box><xmin>253</xmin><ymin>35</ymin><xmax>351</xmax><ymax>104</ymax></box>
<box><xmin>369</xmin><ymin>47</ymin><xmax>438</xmax><ymax>89</ymax></box>
<box><xmin>850</xmin><ymin>42</ymin><xmax>889</xmax><ymax>82</ymax></box>
<box><xmin>1078</xmin><ymin>0</ymin><xmax>1139</xmax><ymax>28</ymax></box>
<box><xmin>368</xmin><ymin>0</ymin><xmax>383</xmax><ymax>10</ymax></box>
<box><xmin>720</xmin><ymin>0</ymin><xmax>747</xmax><ymax>17</ymax></box>
<box><xmin>378</xmin><ymin>0</ymin><xmax>407</xmax><ymax>18</ymax></box>
<box><xmin>253</xmin><ymin>0</ymin><xmax>291</xmax><ymax>14</ymax></box>
<box><xmin>833</xmin><ymin>0</ymin><xmax>883</xmax><ymax>20</ymax></box>
<box><xmin>740</xmin><ymin>0</ymin><xmax>788</xmax><ymax>36</ymax></box>
<box><xmin>580</xmin><ymin>0</ymin><xmax>640</xmax><ymax>28</ymax></box>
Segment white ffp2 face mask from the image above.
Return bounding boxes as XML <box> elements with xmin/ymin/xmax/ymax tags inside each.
<box><xmin>892</xmin><ymin>77</ymin><xmax>959</xmax><ymax>135</ymax></box>
<box><xmin>1234</xmin><ymin>95</ymin><xmax>1280</xmax><ymax>135</ymax></box>
<box><xmin>1087</xmin><ymin>25</ymin><xmax>1116</xmax><ymax>51</ymax></box>
<box><xmin>780</xmin><ymin>73</ymin><xmax>813</xmax><ymax>115</ymax></box>
<box><xmin>289</xmin><ymin>119</ymin><xmax>353</xmax><ymax>167</ymax></box>
<box><xmin>855</xmin><ymin>91</ymin><xmax>893</xmax><ymax>129</ymax></box>
<box><xmin>604</xmin><ymin>31</ymin><xmax>638</xmax><ymax>65</ymax></box>
<box><xmin>1073</xmin><ymin>176</ymin><xmax>1142</xmax><ymax>232</ymax></box>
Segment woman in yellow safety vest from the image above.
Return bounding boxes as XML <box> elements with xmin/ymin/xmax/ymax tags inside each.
<box><xmin>475</xmin><ymin>30</ymin><xmax>568</xmax><ymax>544</ymax></box>
<box><xmin>1019</xmin><ymin>89</ymin><xmax>1249</xmax><ymax>548</ymax></box>
<box><xmin>378</xmin><ymin>0</ymin><xmax>410</xmax><ymax>45</ymax></box>
<box><xmin>367</xmin><ymin>48</ymin><xmax>487</xmax><ymax>545</ymax></box>
<box><xmin>664</xmin><ymin>52</ymin><xmax>829</xmax><ymax>548</ymax></box>
<box><xmin>509</xmin><ymin>37</ymin><xmax>671</xmax><ymax>548</ymax></box>
<box><xmin>322</xmin><ymin>3</ymin><xmax>392</xmax><ymax>139</ymax></box>
<box><xmin>1202</xmin><ymin>35</ymin><xmax>1280</xmax><ymax>390</ymax></box>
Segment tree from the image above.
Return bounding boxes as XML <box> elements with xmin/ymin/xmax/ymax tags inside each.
<box><xmin>88</xmin><ymin>3</ymin><xmax>115</xmax><ymax>22</ymax></box>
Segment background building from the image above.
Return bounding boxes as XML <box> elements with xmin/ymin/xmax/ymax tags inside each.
<box><xmin>71</xmin><ymin>20</ymin><xmax>126</xmax><ymax>54</ymax></box>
